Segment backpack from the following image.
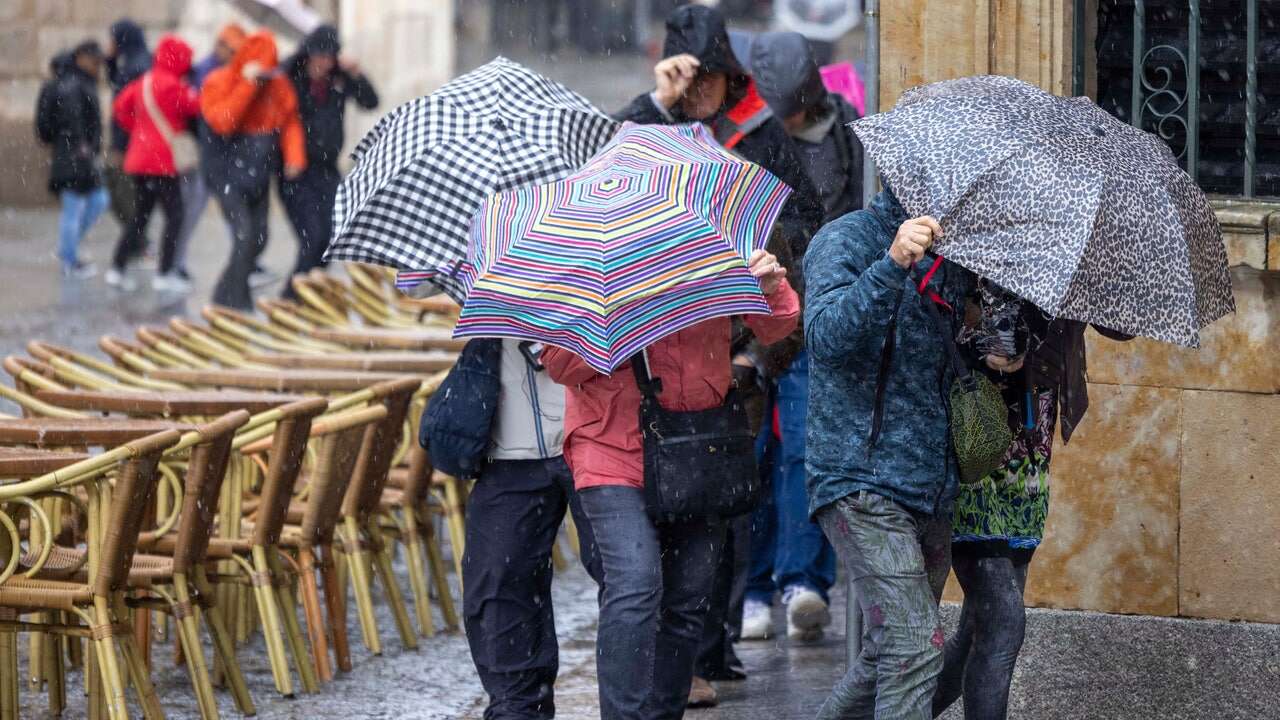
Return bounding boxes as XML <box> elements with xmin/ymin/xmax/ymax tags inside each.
<box><xmin>420</xmin><ymin>338</ymin><xmax>502</xmax><ymax>479</ymax></box>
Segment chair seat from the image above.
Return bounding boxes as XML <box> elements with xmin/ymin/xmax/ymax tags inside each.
<box><xmin>0</xmin><ymin>577</ymin><xmax>92</xmax><ymax>610</ymax></box>
<box><xmin>141</xmin><ymin>533</ymin><xmax>252</xmax><ymax>559</ymax></box>
<box><xmin>127</xmin><ymin>554</ymin><xmax>176</xmax><ymax>582</ymax></box>
<box><xmin>21</xmin><ymin>545</ymin><xmax>88</xmax><ymax>578</ymax></box>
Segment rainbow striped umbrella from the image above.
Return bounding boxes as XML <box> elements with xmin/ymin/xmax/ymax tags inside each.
<box><xmin>454</xmin><ymin>122</ymin><xmax>792</xmax><ymax>373</ymax></box>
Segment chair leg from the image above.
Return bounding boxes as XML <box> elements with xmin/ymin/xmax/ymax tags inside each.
<box><xmin>195</xmin><ymin>570</ymin><xmax>255</xmax><ymax>717</ymax></box>
<box><xmin>85</xmin><ymin>603</ymin><xmax>130</xmax><ymax>720</ymax></box>
<box><xmin>422</xmin><ymin>521</ymin><xmax>460</xmax><ymax>630</ymax></box>
<box><xmin>45</xmin><ymin>625</ymin><xmax>67</xmax><ymax>717</ymax></box>
<box><xmin>28</xmin><ymin>625</ymin><xmax>43</xmax><ymax>692</ymax></box>
<box><xmin>168</xmin><ymin>581</ymin><xmax>220</xmax><ymax>720</ymax></box>
<box><xmin>399</xmin><ymin>520</ymin><xmax>435</xmax><ymax>632</ymax></box>
<box><xmin>319</xmin><ymin>545</ymin><xmax>353</xmax><ymax>673</ymax></box>
<box><xmin>441</xmin><ymin>477</ymin><xmax>467</xmax><ymax>584</ymax></box>
<box><xmin>115</xmin><ymin>603</ymin><xmax>164</xmax><ymax>720</ymax></box>
<box><xmin>295</xmin><ymin>548</ymin><xmax>333</xmax><ymax>683</ymax></box>
<box><xmin>265</xmin><ymin>549</ymin><xmax>320</xmax><ymax>694</ymax></box>
<box><xmin>341</xmin><ymin>518</ymin><xmax>383</xmax><ymax>656</ymax></box>
<box><xmin>243</xmin><ymin>551</ymin><xmax>294</xmax><ymax>698</ymax></box>
<box><xmin>369</xmin><ymin>529</ymin><xmax>419</xmax><ymax>651</ymax></box>
<box><xmin>0</xmin><ymin>614</ymin><xmax>19</xmax><ymax>720</ymax></box>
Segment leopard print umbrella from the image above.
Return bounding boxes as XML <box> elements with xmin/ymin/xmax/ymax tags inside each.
<box><xmin>853</xmin><ymin>75</ymin><xmax>1234</xmax><ymax>347</ymax></box>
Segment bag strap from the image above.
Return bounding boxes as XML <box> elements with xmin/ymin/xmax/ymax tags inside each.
<box><xmin>629</xmin><ymin>350</ymin><xmax>662</xmax><ymax>398</ymax></box>
<box><xmin>139</xmin><ymin>73</ymin><xmax>179</xmax><ymax>149</ymax></box>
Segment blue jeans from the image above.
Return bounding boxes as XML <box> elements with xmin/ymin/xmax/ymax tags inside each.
<box><xmin>746</xmin><ymin>352</ymin><xmax>836</xmax><ymax>604</ymax></box>
<box><xmin>57</xmin><ymin>188</ymin><xmax>109</xmax><ymax>267</ymax></box>
<box><xmin>578</xmin><ymin>486</ymin><xmax>725</xmax><ymax>720</ymax></box>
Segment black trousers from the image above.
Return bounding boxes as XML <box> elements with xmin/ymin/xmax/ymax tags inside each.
<box><xmin>212</xmin><ymin>186</ymin><xmax>270</xmax><ymax>311</ymax></box>
<box><xmin>695</xmin><ymin>513</ymin><xmax>750</xmax><ymax>680</ymax></box>
<box><xmin>279</xmin><ymin>164</ymin><xmax>340</xmax><ymax>296</ymax></box>
<box><xmin>113</xmin><ymin>175</ymin><xmax>183</xmax><ymax>274</ymax></box>
<box><xmin>463</xmin><ymin>457</ymin><xmax>601</xmax><ymax>720</ymax></box>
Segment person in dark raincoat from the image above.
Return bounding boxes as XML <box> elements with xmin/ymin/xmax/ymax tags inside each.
<box><xmin>618</xmin><ymin>6</ymin><xmax>825</xmax><ymax>706</ymax></box>
<box><xmin>104</xmin><ymin>19</ymin><xmax>152</xmax><ymax>234</ymax></box>
<box><xmin>279</xmin><ymin>25</ymin><xmax>379</xmax><ymax>292</ymax></box>
<box><xmin>36</xmin><ymin>42</ymin><xmax>108</xmax><ymax>278</ymax></box>
<box><xmin>733</xmin><ymin>30</ymin><xmax>869</xmax><ymax>649</ymax></box>
<box><xmin>804</xmin><ymin>187</ymin><xmax>973</xmax><ymax>720</ymax></box>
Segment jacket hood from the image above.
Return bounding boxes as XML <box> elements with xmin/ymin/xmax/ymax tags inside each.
<box><xmin>218</xmin><ymin>23</ymin><xmax>247</xmax><ymax>52</ymax></box>
<box><xmin>662</xmin><ymin>4</ymin><xmax>744</xmax><ymax>77</ymax></box>
<box><xmin>110</xmin><ymin>19</ymin><xmax>147</xmax><ymax>54</ymax></box>
<box><xmin>229</xmin><ymin>31</ymin><xmax>280</xmax><ymax>73</ymax></box>
<box><xmin>285</xmin><ymin>24</ymin><xmax>340</xmax><ymax>78</ymax></box>
<box><xmin>868</xmin><ymin>187</ymin><xmax>907</xmax><ymax>236</ymax></box>
<box><xmin>748</xmin><ymin>31</ymin><xmax>828</xmax><ymax>119</ymax></box>
<box><xmin>152</xmin><ymin>35</ymin><xmax>193</xmax><ymax>77</ymax></box>
<box><xmin>50</xmin><ymin>51</ymin><xmax>75</xmax><ymax>78</ymax></box>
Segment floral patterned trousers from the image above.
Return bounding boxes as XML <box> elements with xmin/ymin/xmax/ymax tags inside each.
<box><xmin>815</xmin><ymin>491</ymin><xmax>952</xmax><ymax>720</ymax></box>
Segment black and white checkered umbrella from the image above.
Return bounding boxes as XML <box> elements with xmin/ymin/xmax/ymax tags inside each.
<box><xmin>854</xmin><ymin>75</ymin><xmax>1235</xmax><ymax>347</ymax></box>
<box><xmin>325</xmin><ymin>57</ymin><xmax>618</xmax><ymax>302</ymax></box>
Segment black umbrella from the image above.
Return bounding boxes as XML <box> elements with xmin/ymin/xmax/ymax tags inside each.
<box><xmin>853</xmin><ymin>75</ymin><xmax>1234</xmax><ymax>347</ymax></box>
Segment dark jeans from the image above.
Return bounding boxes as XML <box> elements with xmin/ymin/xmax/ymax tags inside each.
<box><xmin>694</xmin><ymin>513</ymin><xmax>749</xmax><ymax>680</ymax></box>
<box><xmin>578</xmin><ymin>486</ymin><xmax>725</xmax><ymax>720</ymax></box>
<box><xmin>212</xmin><ymin>187</ymin><xmax>270</xmax><ymax>310</ymax></box>
<box><xmin>278</xmin><ymin>164</ymin><xmax>340</xmax><ymax>295</ymax></box>
<box><xmin>113</xmin><ymin>175</ymin><xmax>184</xmax><ymax>274</ymax></box>
<box><xmin>816</xmin><ymin>492</ymin><xmax>952</xmax><ymax>720</ymax></box>
<box><xmin>747</xmin><ymin>353</ymin><xmax>836</xmax><ymax>603</ymax></box>
<box><xmin>464</xmin><ymin>457</ymin><xmax>601</xmax><ymax>720</ymax></box>
<box><xmin>932</xmin><ymin>549</ymin><xmax>1031</xmax><ymax>720</ymax></box>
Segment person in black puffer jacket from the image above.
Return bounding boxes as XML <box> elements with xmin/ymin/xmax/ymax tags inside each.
<box><xmin>104</xmin><ymin>18</ymin><xmax>152</xmax><ymax>235</ymax></box>
<box><xmin>36</xmin><ymin>42</ymin><xmax>109</xmax><ymax>278</ymax></box>
<box><xmin>278</xmin><ymin>25</ymin><xmax>380</xmax><ymax>290</ymax></box>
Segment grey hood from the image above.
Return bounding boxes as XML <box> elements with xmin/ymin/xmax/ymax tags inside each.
<box><xmin>746</xmin><ymin>31</ymin><xmax>828</xmax><ymax>119</ymax></box>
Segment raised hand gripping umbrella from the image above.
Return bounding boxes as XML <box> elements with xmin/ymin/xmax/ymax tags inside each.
<box><xmin>324</xmin><ymin>57</ymin><xmax>618</xmax><ymax>302</ymax></box>
<box><xmin>854</xmin><ymin>75</ymin><xmax>1234</xmax><ymax>347</ymax></box>
<box><xmin>454</xmin><ymin>123</ymin><xmax>792</xmax><ymax>374</ymax></box>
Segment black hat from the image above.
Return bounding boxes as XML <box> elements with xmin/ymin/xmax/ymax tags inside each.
<box><xmin>73</xmin><ymin>40</ymin><xmax>104</xmax><ymax>60</ymax></box>
<box><xmin>662</xmin><ymin>4</ymin><xmax>744</xmax><ymax>77</ymax></box>
<box><xmin>303</xmin><ymin>24</ymin><xmax>341</xmax><ymax>57</ymax></box>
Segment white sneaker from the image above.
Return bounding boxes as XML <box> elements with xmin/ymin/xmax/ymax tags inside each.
<box><xmin>62</xmin><ymin>261</ymin><xmax>97</xmax><ymax>280</ymax></box>
<box><xmin>152</xmin><ymin>273</ymin><xmax>193</xmax><ymax>294</ymax></box>
<box><xmin>249</xmin><ymin>267</ymin><xmax>278</xmax><ymax>288</ymax></box>
<box><xmin>104</xmin><ymin>268</ymin><xmax>137</xmax><ymax>291</ymax></box>
<box><xmin>740</xmin><ymin>599</ymin><xmax>773</xmax><ymax>641</ymax></box>
<box><xmin>784</xmin><ymin>586</ymin><xmax>831</xmax><ymax>641</ymax></box>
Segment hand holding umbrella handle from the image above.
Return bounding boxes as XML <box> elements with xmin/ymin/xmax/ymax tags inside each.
<box><xmin>747</xmin><ymin>249</ymin><xmax>786</xmax><ymax>296</ymax></box>
<box><xmin>890</xmin><ymin>216</ymin><xmax>942</xmax><ymax>269</ymax></box>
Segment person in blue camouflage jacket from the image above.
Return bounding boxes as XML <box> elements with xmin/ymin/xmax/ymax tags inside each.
<box><xmin>803</xmin><ymin>187</ymin><xmax>972</xmax><ymax>720</ymax></box>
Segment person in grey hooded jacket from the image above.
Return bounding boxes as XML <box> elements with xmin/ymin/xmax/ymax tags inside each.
<box><xmin>803</xmin><ymin>187</ymin><xmax>972</xmax><ymax>719</ymax></box>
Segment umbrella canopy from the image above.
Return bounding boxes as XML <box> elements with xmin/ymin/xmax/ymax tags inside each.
<box><xmin>228</xmin><ymin>0</ymin><xmax>321</xmax><ymax>40</ymax></box>
<box><xmin>454</xmin><ymin>122</ymin><xmax>792</xmax><ymax>373</ymax></box>
<box><xmin>324</xmin><ymin>57</ymin><xmax>618</xmax><ymax>302</ymax></box>
<box><xmin>853</xmin><ymin>75</ymin><xmax>1234</xmax><ymax>347</ymax></box>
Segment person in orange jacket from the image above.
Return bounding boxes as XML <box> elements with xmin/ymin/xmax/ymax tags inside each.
<box><xmin>108</xmin><ymin>34</ymin><xmax>199</xmax><ymax>292</ymax></box>
<box><xmin>200</xmin><ymin>30</ymin><xmax>306</xmax><ymax>310</ymax></box>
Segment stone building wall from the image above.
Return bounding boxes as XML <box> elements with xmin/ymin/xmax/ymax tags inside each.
<box><xmin>0</xmin><ymin>0</ymin><xmax>455</xmax><ymax>206</ymax></box>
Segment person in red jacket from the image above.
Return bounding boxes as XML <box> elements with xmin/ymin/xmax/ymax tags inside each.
<box><xmin>200</xmin><ymin>30</ymin><xmax>306</xmax><ymax>310</ymax></box>
<box><xmin>108</xmin><ymin>34</ymin><xmax>199</xmax><ymax>292</ymax></box>
<box><xmin>543</xmin><ymin>250</ymin><xmax>798</xmax><ymax>719</ymax></box>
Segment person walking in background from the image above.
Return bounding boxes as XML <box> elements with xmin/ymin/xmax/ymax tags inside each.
<box><xmin>104</xmin><ymin>18</ymin><xmax>151</xmax><ymax>239</ymax></box>
<box><xmin>544</xmin><ymin>250</ymin><xmax>797</xmax><ymax>720</ymax></box>
<box><xmin>804</xmin><ymin>187</ymin><xmax>972</xmax><ymax>720</ymax></box>
<box><xmin>201</xmin><ymin>30</ymin><xmax>306</xmax><ymax>311</ymax></box>
<box><xmin>169</xmin><ymin>22</ymin><xmax>247</xmax><ymax>283</ymax></box>
<box><xmin>616</xmin><ymin>6</ymin><xmax>824</xmax><ymax>705</ymax></box>
<box><xmin>107</xmin><ymin>35</ymin><xmax>200</xmax><ymax>292</ymax></box>
<box><xmin>279</xmin><ymin>24</ymin><xmax>379</xmax><ymax>293</ymax></box>
<box><xmin>36</xmin><ymin>41</ymin><xmax>108</xmax><ymax>279</ymax></box>
<box><xmin>734</xmin><ymin>29</ymin><xmax>867</xmax><ymax>644</ymax></box>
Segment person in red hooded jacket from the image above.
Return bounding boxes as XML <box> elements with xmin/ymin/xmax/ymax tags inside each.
<box><xmin>108</xmin><ymin>34</ymin><xmax>199</xmax><ymax>292</ymax></box>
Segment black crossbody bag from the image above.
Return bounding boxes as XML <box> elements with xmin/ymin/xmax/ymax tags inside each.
<box><xmin>632</xmin><ymin>352</ymin><xmax>761</xmax><ymax>524</ymax></box>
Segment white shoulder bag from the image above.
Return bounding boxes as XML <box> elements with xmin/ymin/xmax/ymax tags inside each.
<box><xmin>140</xmin><ymin>73</ymin><xmax>200</xmax><ymax>174</ymax></box>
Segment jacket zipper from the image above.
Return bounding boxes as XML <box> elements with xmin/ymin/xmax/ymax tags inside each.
<box><xmin>526</xmin><ymin>363</ymin><xmax>548</xmax><ymax>459</ymax></box>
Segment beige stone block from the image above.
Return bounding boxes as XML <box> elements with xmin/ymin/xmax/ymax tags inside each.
<box><xmin>1179</xmin><ymin>391</ymin><xmax>1280</xmax><ymax>623</ymax></box>
<box><xmin>34</xmin><ymin>0</ymin><xmax>72</xmax><ymax>23</ymax></box>
<box><xmin>0</xmin><ymin>0</ymin><xmax>35</xmax><ymax>22</ymax></box>
<box><xmin>69</xmin><ymin>0</ymin><xmax>118</xmax><ymax>25</ymax></box>
<box><xmin>1085</xmin><ymin>268</ymin><xmax>1278</xmax><ymax>394</ymax></box>
<box><xmin>0</xmin><ymin>23</ymin><xmax>40</xmax><ymax>78</ymax></box>
<box><xmin>1025</xmin><ymin>383</ymin><xmax>1181</xmax><ymax>615</ymax></box>
<box><xmin>1223</xmin><ymin>227</ymin><xmax>1268</xmax><ymax>270</ymax></box>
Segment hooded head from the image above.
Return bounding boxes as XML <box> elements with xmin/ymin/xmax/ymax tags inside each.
<box><xmin>230</xmin><ymin>31</ymin><xmax>280</xmax><ymax>74</ymax></box>
<box><xmin>70</xmin><ymin>40</ymin><xmax>103</xmax><ymax>79</ymax></box>
<box><xmin>109</xmin><ymin>19</ymin><xmax>147</xmax><ymax>56</ymax></box>
<box><xmin>662</xmin><ymin>4</ymin><xmax>744</xmax><ymax>78</ymax></box>
<box><xmin>49</xmin><ymin>51</ymin><xmax>74</xmax><ymax>78</ymax></box>
<box><xmin>302</xmin><ymin>25</ymin><xmax>341</xmax><ymax>57</ymax></box>
<box><xmin>152</xmin><ymin>35</ymin><xmax>194</xmax><ymax>77</ymax></box>
<box><xmin>215</xmin><ymin>23</ymin><xmax>247</xmax><ymax>63</ymax></box>
<box><xmin>290</xmin><ymin>24</ymin><xmax>340</xmax><ymax>80</ymax></box>
<box><xmin>748</xmin><ymin>32</ymin><xmax>828</xmax><ymax>122</ymax></box>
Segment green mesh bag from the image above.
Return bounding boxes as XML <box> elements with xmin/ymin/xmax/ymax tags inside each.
<box><xmin>949</xmin><ymin>372</ymin><xmax>1014</xmax><ymax>484</ymax></box>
